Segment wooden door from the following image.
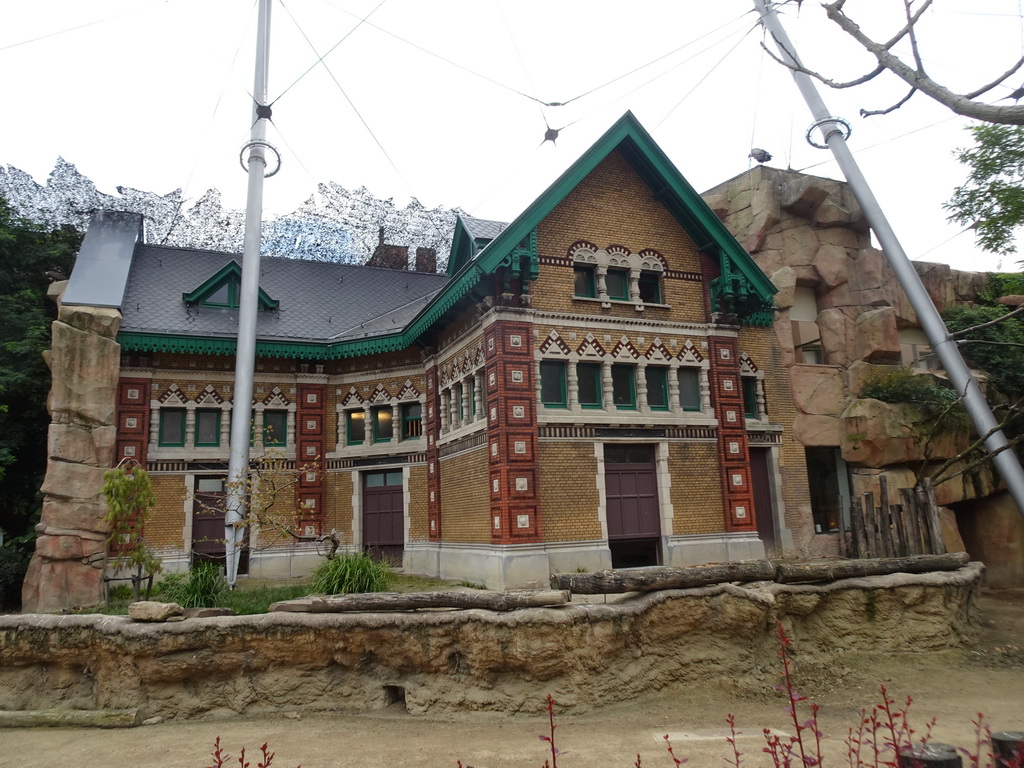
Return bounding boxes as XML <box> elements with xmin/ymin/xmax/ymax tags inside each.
<box><xmin>191</xmin><ymin>476</ymin><xmax>248</xmax><ymax>573</ymax></box>
<box><xmin>363</xmin><ymin>469</ymin><xmax>404</xmax><ymax>565</ymax></box>
<box><xmin>604</xmin><ymin>445</ymin><xmax>661</xmax><ymax>568</ymax></box>
<box><xmin>749</xmin><ymin>447</ymin><xmax>777</xmax><ymax>551</ymax></box>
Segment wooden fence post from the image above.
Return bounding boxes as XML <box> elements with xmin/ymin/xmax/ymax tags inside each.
<box><xmin>898</xmin><ymin>744</ymin><xmax>962</xmax><ymax>768</ymax></box>
<box><xmin>992</xmin><ymin>731</ymin><xmax>1024</xmax><ymax>768</ymax></box>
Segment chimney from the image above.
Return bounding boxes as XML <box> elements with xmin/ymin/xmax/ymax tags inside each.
<box><xmin>415</xmin><ymin>247</ymin><xmax>437</xmax><ymax>273</ymax></box>
<box><xmin>367</xmin><ymin>234</ymin><xmax>410</xmax><ymax>270</ymax></box>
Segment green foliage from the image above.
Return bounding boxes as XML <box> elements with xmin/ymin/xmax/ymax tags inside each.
<box><xmin>102</xmin><ymin>464</ymin><xmax>161</xmax><ymax>600</ymax></box>
<box><xmin>981</xmin><ymin>272</ymin><xmax>1024</xmax><ymax>304</ymax></box>
<box><xmin>861</xmin><ymin>367</ymin><xmax>967</xmax><ymax>432</ymax></box>
<box><xmin>160</xmin><ymin>561</ymin><xmax>225</xmax><ymax>608</ymax></box>
<box><xmin>0</xmin><ymin>545</ymin><xmax>30</xmax><ymax>611</ymax></box>
<box><xmin>946</xmin><ymin>124</ymin><xmax>1024</xmax><ymax>256</ymax></box>
<box><xmin>942</xmin><ymin>304</ymin><xmax>1024</xmax><ymax>399</ymax></box>
<box><xmin>216</xmin><ymin>582</ymin><xmax>311</xmax><ymax>615</ymax></box>
<box><xmin>0</xmin><ymin>197</ymin><xmax>81</xmax><ymax>541</ymax></box>
<box><xmin>311</xmin><ymin>551</ymin><xmax>393</xmax><ymax>595</ymax></box>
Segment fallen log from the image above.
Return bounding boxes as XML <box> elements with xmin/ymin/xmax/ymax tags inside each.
<box><xmin>269</xmin><ymin>589</ymin><xmax>570</xmax><ymax>613</ymax></box>
<box><xmin>0</xmin><ymin>708</ymin><xmax>139</xmax><ymax>728</ymax></box>
<box><xmin>773</xmin><ymin>552</ymin><xmax>970</xmax><ymax>584</ymax></box>
<box><xmin>550</xmin><ymin>560</ymin><xmax>776</xmax><ymax>594</ymax></box>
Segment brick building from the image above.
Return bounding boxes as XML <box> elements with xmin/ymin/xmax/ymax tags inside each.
<box><xmin>53</xmin><ymin>113</ymin><xmax>822</xmax><ymax>589</ymax></box>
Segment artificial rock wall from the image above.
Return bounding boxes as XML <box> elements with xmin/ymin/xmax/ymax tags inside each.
<box><xmin>702</xmin><ymin>168</ymin><xmax>998</xmax><ymax>551</ymax></box>
<box><xmin>0</xmin><ymin>567</ymin><xmax>982</xmax><ymax>719</ymax></box>
<box><xmin>21</xmin><ymin>282</ymin><xmax>120</xmax><ymax>613</ymax></box>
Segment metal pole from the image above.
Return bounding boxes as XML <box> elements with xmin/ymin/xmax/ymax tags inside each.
<box><xmin>225</xmin><ymin>0</ymin><xmax>273</xmax><ymax>586</ymax></box>
<box><xmin>754</xmin><ymin>0</ymin><xmax>1024</xmax><ymax>517</ymax></box>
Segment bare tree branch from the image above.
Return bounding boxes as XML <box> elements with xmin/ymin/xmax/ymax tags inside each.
<box><xmin>760</xmin><ymin>40</ymin><xmax>886</xmax><ymax>88</ymax></box>
<box><xmin>860</xmin><ymin>87</ymin><xmax>917</xmax><ymax>118</ymax></box>
<box><xmin>821</xmin><ymin>1</ymin><xmax>1024</xmax><ymax>124</ymax></box>
<box><xmin>949</xmin><ymin>305</ymin><xmax>1024</xmax><ymax>337</ymax></box>
<box><xmin>901</xmin><ymin>0</ymin><xmax>927</xmax><ymax>74</ymax></box>
<box><xmin>956</xmin><ymin>339</ymin><xmax>1024</xmax><ymax>350</ymax></box>
<box><xmin>965</xmin><ymin>55</ymin><xmax>1024</xmax><ymax>100</ymax></box>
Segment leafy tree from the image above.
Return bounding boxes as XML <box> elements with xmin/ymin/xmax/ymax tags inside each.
<box><xmin>945</xmin><ymin>125</ymin><xmax>1024</xmax><ymax>257</ymax></box>
<box><xmin>0</xmin><ymin>197</ymin><xmax>81</xmax><ymax>542</ymax></box>
<box><xmin>102</xmin><ymin>461</ymin><xmax>161</xmax><ymax>601</ymax></box>
<box><xmin>942</xmin><ymin>304</ymin><xmax>1024</xmax><ymax>400</ymax></box>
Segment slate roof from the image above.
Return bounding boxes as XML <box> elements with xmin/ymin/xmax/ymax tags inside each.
<box><xmin>459</xmin><ymin>215</ymin><xmax>508</xmax><ymax>244</ymax></box>
<box><xmin>119</xmin><ymin>245</ymin><xmax>450</xmax><ymax>342</ymax></box>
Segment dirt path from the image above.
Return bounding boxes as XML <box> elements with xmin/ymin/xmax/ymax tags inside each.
<box><xmin>4</xmin><ymin>590</ymin><xmax>1023</xmax><ymax>768</ymax></box>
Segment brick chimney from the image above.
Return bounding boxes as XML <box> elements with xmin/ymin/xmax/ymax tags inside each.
<box><xmin>415</xmin><ymin>247</ymin><xmax>437</xmax><ymax>273</ymax></box>
<box><xmin>367</xmin><ymin>227</ymin><xmax>409</xmax><ymax>270</ymax></box>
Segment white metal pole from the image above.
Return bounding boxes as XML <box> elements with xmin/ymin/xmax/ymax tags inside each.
<box><xmin>225</xmin><ymin>0</ymin><xmax>273</xmax><ymax>586</ymax></box>
<box><xmin>754</xmin><ymin>0</ymin><xmax>1024</xmax><ymax>517</ymax></box>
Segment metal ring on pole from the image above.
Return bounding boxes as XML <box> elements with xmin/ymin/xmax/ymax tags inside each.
<box><xmin>238</xmin><ymin>139</ymin><xmax>282</xmax><ymax>177</ymax></box>
<box><xmin>804</xmin><ymin>116</ymin><xmax>852</xmax><ymax>149</ymax></box>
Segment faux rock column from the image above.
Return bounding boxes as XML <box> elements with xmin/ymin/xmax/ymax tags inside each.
<box><xmin>21</xmin><ymin>282</ymin><xmax>121</xmax><ymax>613</ymax></box>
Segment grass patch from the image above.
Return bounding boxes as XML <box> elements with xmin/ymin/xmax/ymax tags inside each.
<box><xmin>311</xmin><ymin>552</ymin><xmax>392</xmax><ymax>595</ymax></box>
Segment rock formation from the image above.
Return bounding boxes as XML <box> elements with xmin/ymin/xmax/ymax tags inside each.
<box><xmin>21</xmin><ymin>282</ymin><xmax>120</xmax><ymax>612</ymax></box>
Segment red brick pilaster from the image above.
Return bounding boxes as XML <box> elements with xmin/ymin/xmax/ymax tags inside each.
<box><xmin>425</xmin><ymin>363</ymin><xmax>442</xmax><ymax>541</ymax></box>
<box><xmin>294</xmin><ymin>383</ymin><xmax>326</xmax><ymax>534</ymax></box>
<box><xmin>483</xmin><ymin>319</ymin><xmax>542</xmax><ymax>544</ymax></box>
<box><xmin>707</xmin><ymin>334</ymin><xmax>757</xmax><ymax>533</ymax></box>
<box><xmin>115</xmin><ymin>378</ymin><xmax>150</xmax><ymax>466</ymax></box>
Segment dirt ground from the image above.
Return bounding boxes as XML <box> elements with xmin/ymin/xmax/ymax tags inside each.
<box><xmin>3</xmin><ymin>589</ymin><xmax>1024</xmax><ymax>768</ymax></box>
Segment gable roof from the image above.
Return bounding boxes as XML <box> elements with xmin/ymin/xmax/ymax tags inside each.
<box><xmin>117</xmin><ymin>245</ymin><xmax>448</xmax><ymax>358</ymax></box>
<box><xmin>441</xmin><ymin>111</ymin><xmax>774</xmax><ymax>316</ymax></box>
<box><xmin>117</xmin><ymin>112</ymin><xmax>773</xmax><ymax>360</ymax></box>
<box><xmin>182</xmin><ymin>260</ymin><xmax>279</xmax><ymax>310</ymax></box>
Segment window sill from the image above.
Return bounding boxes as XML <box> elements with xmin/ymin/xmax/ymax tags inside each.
<box><xmin>572</xmin><ymin>296</ymin><xmax>672</xmax><ymax>311</ymax></box>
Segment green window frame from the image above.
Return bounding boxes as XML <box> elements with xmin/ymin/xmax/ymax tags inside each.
<box><xmin>742</xmin><ymin>377</ymin><xmax>760</xmax><ymax>419</ymax></box>
<box><xmin>466</xmin><ymin>377</ymin><xmax>476</xmax><ymax>419</ymax></box>
<box><xmin>577</xmin><ymin>362</ymin><xmax>603</xmax><ymax>408</ymax></box>
<box><xmin>158</xmin><ymin>408</ymin><xmax>186</xmax><ymax>447</ymax></box>
<box><xmin>540</xmin><ymin>360</ymin><xmax>568</xmax><ymax>408</ymax></box>
<box><xmin>263</xmin><ymin>410</ymin><xmax>288</xmax><ymax>446</ymax></box>
<box><xmin>346</xmin><ymin>410</ymin><xmax>366</xmax><ymax>445</ymax></box>
<box><xmin>638</xmin><ymin>271</ymin><xmax>662</xmax><ymax>304</ymax></box>
<box><xmin>454</xmin><ymin>383</ymin><xmax>464</xmax><ymax>422</ymax></box>
<box><xmin>611</xmin><ymin>364</ymin><xmax>636</xmax><ymax>409</ymax></box>
<box><xmin>679</xmin><ymin>368</ymin><xmax>701</xmax><ymax>411</ymax></box>
<box><xmin>645</xmin><ymin>366</ymin><xmax>669</xmax><ymax>410</ymax></box>
<box><xmin>372</xmin><ymin>405</ymin><xmax>393</xmax><ymax>442</ymax></box>
<box><xmin>606</xmin><ymin>268</ymin><xmax>629</xmax><ymax>301</ymax></box>
<box><xmin>574</xmin><ymin>265</ymin><xmax>597</xmax><ymax>298</ymax></box>
<box><xmin>402</xmin><ymin>402</ymin><xmax>422</xmax><ymax>438</ymax></box>
<box><xmin>195</xmin><ymin>409</ymin><xmax>221</xmax><ymax>447</ymax></box>
<box><xmin>201</xmin><ymin>277</ymin><xmax>238</xmax><ymax>308</ymax></box>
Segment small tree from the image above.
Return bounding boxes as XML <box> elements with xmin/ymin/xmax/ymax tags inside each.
<box><xmin>102</xmin><ymin>459</ymin><xmax>161</xmax><ymax>601</ymax></box>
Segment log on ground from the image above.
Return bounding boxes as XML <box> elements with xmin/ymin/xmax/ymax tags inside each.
<box><xmin>774</xmin><ymin>552</ymin><xmax>970</xmax><ymax>584</ymax></box>
<box><xmin>551</xmin><ymin>560</ymin><xmax>776</xmax><ymax>594</ymax></box>
<box><xmin>270</xmin><ymin>589</ymin><xmax>570</xmax><ymax>613</ymax></box>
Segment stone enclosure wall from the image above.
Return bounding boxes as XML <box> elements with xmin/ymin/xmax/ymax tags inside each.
<box><xmin>0</xmin><ymin>566</ymin><xmax>981</xmax><ymax>719</ymax></box>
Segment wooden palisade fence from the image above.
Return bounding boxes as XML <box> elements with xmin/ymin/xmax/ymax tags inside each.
<box><xmin>841</xmin><ymin>476</ymin><xmax>946</xmax><ymax>559</ymax></box>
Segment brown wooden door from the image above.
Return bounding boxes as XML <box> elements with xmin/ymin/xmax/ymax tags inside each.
<box><xmin>749</xmin><ymin>447</ymin><xmax>776</xmax><ymax>551</ymax></box>
<box><xmin>363</xmin><ymin>469</ymin><xmax>404</xmax><ymax>565</ymax></box>
<box><xmin>192</xmin><ymin>476</ymin><xmax>248</xmax><ymax>573</ymax></box>
<box><xmin>604</xmin><ymin>445</ymin><xmax>661</xmax><ymax>567</ymax></box>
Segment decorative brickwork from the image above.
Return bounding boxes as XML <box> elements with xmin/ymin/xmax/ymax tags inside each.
<box><xmin>706</xmin><ymin>334</ymin><xmax>757</xmax><ymax>532</ymax></box>
<box><xmin>115</xmin><ymin>378</ymin><xmax>150</xmax><ymax>465</ymax></box>
<box><xmin>295</xmin><ymin>383</ymin><xmax>326</xmax><ymax>535</ymax></box>
<box><xmin>484</xmin><ymin>319</ymin><xmax>542</xmax><ymax>543</ymax></box>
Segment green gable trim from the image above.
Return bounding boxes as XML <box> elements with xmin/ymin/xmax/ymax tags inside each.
<box><xmin>459</xmin><ymin>112</ymin><xmax>775</xmax><ymax>323</ymax></box>
<box><xmin>183</xmin><ymin>260</ymin><xmax>279</xmax><ymax>310</ymax></box>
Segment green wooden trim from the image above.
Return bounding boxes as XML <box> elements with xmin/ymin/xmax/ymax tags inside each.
<box><xmin>539</xmin><ymin>360</ymin><xmax>568</xmax><ymax>408</ymax></box>
<box><xmin>183</xmin><ymin>261</ymin><xmax>279</xmax><ymax>310</ymax></box>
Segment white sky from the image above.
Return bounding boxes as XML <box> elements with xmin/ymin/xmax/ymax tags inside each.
<box><xmin>1</xmin><ymin>0</ymin><xmax>1022</xmax><ymax>271</ymax></box>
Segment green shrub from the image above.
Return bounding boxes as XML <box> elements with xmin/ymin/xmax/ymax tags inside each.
<box><xmin>861</xmin><ymin>367</ymin><xmax>968</xmax><ymax>432</ymax></box>
<box><xmin>160</xmin><ymin>560</ymin><xmax>225</xmax><ymax>608</ymax></box>
<box><xmin>0</xmin><ymin>546</ymin><xmax>30</xmax><ymax>611</ymax></box>
<box><xmin>943</xmin><ymin>303</ymin><xmax>1024</xmax><ymax>399</ymax></box>
<box><xmin>311</xmin><ymin>551</ymin><xmax>393</xmax><ymax>595</ymax></box>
